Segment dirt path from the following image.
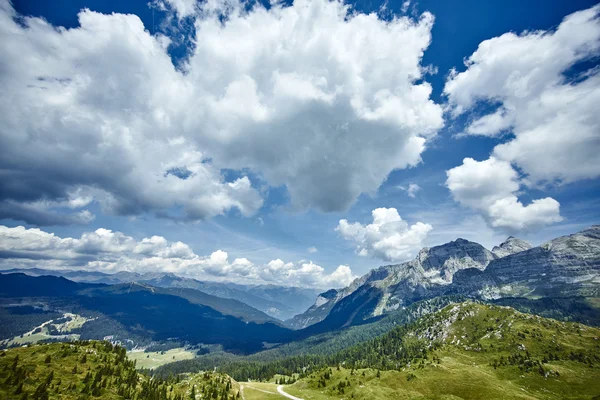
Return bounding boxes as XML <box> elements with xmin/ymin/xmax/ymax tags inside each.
<box><xmin>277</xmin><ymin>385</ymin><xmax>304</xmax><ymax>400</ymax></box>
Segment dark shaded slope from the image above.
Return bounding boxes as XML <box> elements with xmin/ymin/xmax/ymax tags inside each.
<box><xmin>0</xmin><ymin>273</ymin><xmax>293</xmax><ymax>353</ymax></box>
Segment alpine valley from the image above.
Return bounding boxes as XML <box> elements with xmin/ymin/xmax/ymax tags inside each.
<box><xmin>1</xmin><ymin>226</ymin><xmax>600</xmax><ymax>399</ymax></box>
<box><xmin>2</xmin><ymin>0</ymin><xmax>600</xmax><ymax>398</ymax></box>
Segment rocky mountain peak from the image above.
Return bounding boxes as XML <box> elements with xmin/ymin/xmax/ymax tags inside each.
<box><xmin>492</xmin><ymin>236</ymin><xmax>533</xmax><ymax>258</ymax></box>
<box><xmin>417</xmin><ymin>238</ymin><xmax>496</xmax><ymax>272</ymax></box>
<box><xmin>319</xmin><ymin>289</ymin><xmax>339</xmax><ymax>300</ymax></box>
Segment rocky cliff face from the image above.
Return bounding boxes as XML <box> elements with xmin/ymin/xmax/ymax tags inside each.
<box><xmin>492</xmin><ymin>236</ymin><xmax>532</xmax><ymax>258</ymax></box>
<box><xmin>291</xmin><ymin>226</ymin><xmax>600</xmax><ymax>330</ymax></box>
<box><xmin>453</xmin><ymin>225</ymin><xmax>600</xmax><ymax>299</ymax></box>
<box><xmin>285</xmin><ymin>266</ymin><xmax>392</xmax><ymax>329</ymax></box>
<box><xmin>291</xmin><ymin>238</ymin><xmax>497</xmax><ymax>329</ymax></box>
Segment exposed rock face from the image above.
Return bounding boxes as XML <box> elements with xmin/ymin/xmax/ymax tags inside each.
<box><xmin>285</xmin><ymin>289</ymin><xmax>340</xmax><ymax>329</ymax></box>
<box><xmin>453</xmin><ymin>225</ymin><xmax>600</xmax><ymax>299</ymax></box>
<box><xmin>492</xmin><ymin>236</ymin><xmax>533</xmax><ymax>258</ymax></box>
<box><xmin>291</xmin><ymin>238</ymin><xmax>497</xmax><ymax>329</ymax></box>
<box><xmin>285</xmin><ymin>266</ymin><xmax>391</xmax><ymax>329</ymax></box>
<box><xmin>291</xmin><ymin>226</ymin><xmax>600</xmax><ymax>330</ymax></box>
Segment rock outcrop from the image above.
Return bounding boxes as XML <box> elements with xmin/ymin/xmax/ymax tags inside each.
<box><xmin>492</xmin><ymin>236</ymin><xmax>532</xmax><ymax>258</ymax></box>
<box><xmin>291</xmin><ymin>226</ymin><xmax>600</xmax><ymax>330</ymax></box>
<box><xmin>291</xmin><ymin>237</ymin><xmax>497</xmax><ymax>329</ymax></box>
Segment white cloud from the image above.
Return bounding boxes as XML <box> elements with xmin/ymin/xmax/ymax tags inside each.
<box><xmin>307</xmin><ymin>246</ymin><xmax>318</xmax><ymax>253</ymax></box>
<box><xmin>398</xmin><ymin>183</ymin><xmax>420</xmax><ymax>198</ymax></box>
<box><xmin>0</xmin><ymin>0</ymin><xmax>444</xmax><ymax>225</ymax></box>
<box><xmin>401</xmin><ymin>1</ymin><xmax>411</xmax><ymax>14</ymax></box>
<box><xmin>0</xmin><ymin>4</ymin><xmax>262</xmax><ymax>224</ymax></box>
<box><xmin>261</xmin><ymin>259</ymin><xmax>355</xmax><ymax>287</ymax></box>
<box><xmin>444</xmin><ymin>5</ymin><xmax>600</xmax><ymax>185</ymax></box>
<box><xmin>336</xmin><ymin>207</ymin><xmax>432</xmax><ymax>262</ymax></box>
<box><xmin>160</xmin><ymin>0</ymin><xmax>197</xmax><ymax>17</ymax></box>
<box><xmin>0</xmin><ymin>225</ymin><xmax>354</xmax><ymax>288</ymax></box>
<box><xmin>465</xmin><ymin>108</ymin><xmax>513</xmax><ymax>137</ymax></box>
<box><xmin>446</xmin><ymin>157</ymin><xmax>562</xmax><ymax>232</ymax></box>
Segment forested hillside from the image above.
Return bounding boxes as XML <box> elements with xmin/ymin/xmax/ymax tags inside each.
<box><xmin>154</xmin><ymin>295</ymin><xmax>465</xmax><ymax>376</ymax></box>
<box><xmin>155</xmin><ymin>302</ymin><xmax>600</xmax><ymax>399</ymax></box>
<box><xmin>0</xmin><ymin>341</ymin><xmax>240</xmax><ymax>400</ymax></box>
<box><xmin>0</xmin><ymin>274</ymin><xmax>292</xmax><ymax>353</ymax></box>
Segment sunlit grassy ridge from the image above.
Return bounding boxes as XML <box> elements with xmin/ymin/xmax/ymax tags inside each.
<box><xmin>280</xmin><ymin>302</ymin><xmax>600</xmax><ymax>399</ymax></box>
<box><xmin>171</xmin><ymin>302</ymin><xmax>600</xmax><ymax>399</ymax></box>
<box><xmin>127</xmin><ymin>347</ymin><xmax>196</xmax><ymax>370</ymax></box>
<box><xmin>0</xmin><ymin>341</ymin><xmax>240</xmax><ymax>400</ymax></box>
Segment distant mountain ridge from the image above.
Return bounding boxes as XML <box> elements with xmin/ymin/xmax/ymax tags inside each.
<box><xmin>291</xmin><ymin>226</ymin><xmax>600</xmax><ymax>330</ymax></box>
<box><xmin>0</xmin><ymin>273</ymin><xmax>293</xmax><ymax>353</ymax></box>
<box><xmin>0</xmin><ymin>268</ymin><xmax>320</xmax><ymax>321</ymax></box>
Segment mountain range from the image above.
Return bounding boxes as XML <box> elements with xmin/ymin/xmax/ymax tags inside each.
<box><xmin>0</xmin><ymin>268</ymin><xmax>320</xmax><ymax>321</ymax></box>
<box><xmin>290</xmin><ymin>225</ymin><xmax>600</xmax><ymax>330</ymax></box>
<box><xmin>1</xmin><ymin>225</ymin><xmax>599</xmax><ymax>355</ymax></box>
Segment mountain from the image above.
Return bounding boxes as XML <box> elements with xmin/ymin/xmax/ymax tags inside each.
<box><xmin>0</xmin><ymin>273</ymin><xmax>293</xmax><ymax>353</ymax></box>
<box><xmin>291</xmin><ymin>237</ymin><xmax>497</xmax><ymax>329</ymax></box>
<box><xmin>286</xmin><ymin>265</ymin><xmax>394</xmax><ymax>329</ymax></box>
<box><xmin>492</xmin><ymin>236</ymin><xmax>533</xmax><ymax>257</ymax></box>
<box><xmin>240</xmin><ymin>284</ymin><xmax>320</xmax><ymax>318</ymax></box>
<box><xmin>291</xmin><ymin>226</ymin><xmax>600</xmax><ymax>331</ymax></box>
<box><xmin>0</xmin><ymin>268</ymin><xmax>315</xmax><ymax>320</ymax></box>
<box><xmin>286</xmin><ymin>288</ymin><xmax>341</xmax><ymax>329</ymax></box>
<box><xmin>450</xmin><ymin>225</ymin><xmax>600</xmax><ymax>299</ymax></box>
<box><xmin>80</xmin><ymin>282</ymin><xmax>280</xmax><ymax>324</ymax></box>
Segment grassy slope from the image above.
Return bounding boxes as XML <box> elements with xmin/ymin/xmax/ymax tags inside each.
<box><xmin>2</xmin><ymin>313</ymin><xmax>93</xmax><ymax>348</ymax></box>
<box><xmin>0</xmin><ymin>342</ymin><xmax>240</xmax><ymax>400</ymax></box>
<box><xmin>281</xmin><ymin>302</ymin><xmax>600</xmax><ymax>400</ymax></box>
<box><xmin>127</xmin><ymin>347</ymin><xmax>196</xmax><ymax>370</ymax></box>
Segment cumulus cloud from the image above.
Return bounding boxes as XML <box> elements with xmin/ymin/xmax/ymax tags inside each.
<box><xmin>0</xmin><ymin>225</ymin><xmax>355</xmax><ymax>288</ymax></box>
<box><xmin>307</xmin><ymin>246</ymin><xmax>318</xmax><ymax>253</ymax></box>
<box><xmin>336</xmin><ymin>207</ymin><xmax>432</xmax><ymax>262</ymax></box>
<box><xmin>444</xmin><ymin>5</ymin><xmax>600</xmax><ymax>185</ymax></box>
<box><xmin>446</xmin><ymin>157</ymin><xmax>562</xmax><ymax>232</ymax></box>
<box><xmin>262</xmin><ymin>259</ymin><xmax>355</xmax><ymax>288</ymax></box>
<box><xmin>0</xmin><ymin>0</ymin><xmax>443</xmax><ymax>225</ymax></box>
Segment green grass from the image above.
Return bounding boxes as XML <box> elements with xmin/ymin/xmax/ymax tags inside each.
<box><xmin>1</xmin><ymin>341</ymin><xmax>137</xmax><ymax>399</ymax></box>
<box><xmin>199</xmin><ymin>302</ymin><xmax>600</xmax><ymax>400</ymax></box>
<box><xmin>280</xmin><ymin>302</ymin><xmax>600</xmax><ymax>400</ymax></box>
<box><xmin>241</xmin><ymin>382</ymin><xmax>284</xmax><ymax>400</ymax></box>
<box><xmin>127</xmin><ymin>347</ymin><xmax>196</xmax><ymax>369</ymax></box>
<box><xmin>1</xmin><ymin>313</ymin><xmax>94</xmax><ymax>347</ymax></box>
<box><xmin>0</xmin><ymin>342</ymin><xmax>239</xmax><ymax>399</ymax></box>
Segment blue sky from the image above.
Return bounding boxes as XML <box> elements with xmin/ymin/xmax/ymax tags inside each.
<box><xmin>1</xmin><ymin>0</ymin><xmax>599</xmax><ymax>287</ymax></box>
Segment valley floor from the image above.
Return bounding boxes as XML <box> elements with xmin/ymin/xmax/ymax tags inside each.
<box><xmin>241</xmin><ymin>382</ymin><xmax>303</xmax><ymax>400</ymax></box>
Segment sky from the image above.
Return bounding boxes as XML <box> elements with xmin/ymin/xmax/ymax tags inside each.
<box><xmin>0</xmin><ymin>0</ymin><xmax>599</xmax><ymax>288</ymax></box>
